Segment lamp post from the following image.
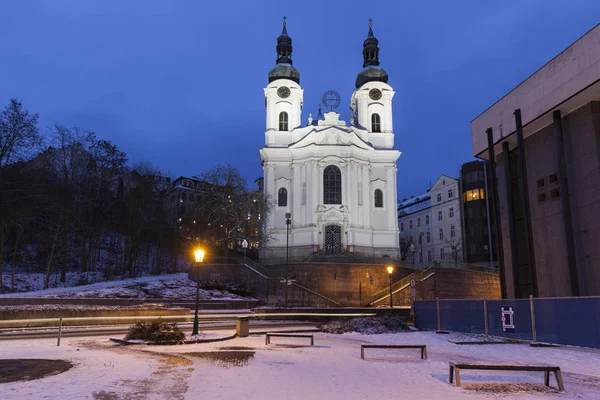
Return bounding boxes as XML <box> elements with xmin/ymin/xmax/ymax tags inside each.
<box><xmin>242</xmin><ymin>239</ymin><xmax>248</xmax><ymax>263</ymax></box>
<box><xmin>387</xmin><ymin>265</ymin><xmax>394</xmax><ymax>308</ymax></box>
<box><xmin>285</xmin><ymin>213</ymin><xmax>291</xmax><ymax>308</ymax></box>
<box><xmin>192</xmin><ymin>248</ymin><xmax>205</xmax><ymax>335</ymax></box>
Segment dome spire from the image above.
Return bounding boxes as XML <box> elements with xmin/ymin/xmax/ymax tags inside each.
<box><xmin>355</xmin><ymin>19</ymin><xmax>388</xmax><ymax>88</ymax></box>
<box><xmin>276</xmin><ymin>16</ymin><xmax>293</xmax><ymax>65</ymax></box>
<box><xmin>268</xmin><ymin>17</ymin><xmax>300</xmax><ymax>83</ymax></box>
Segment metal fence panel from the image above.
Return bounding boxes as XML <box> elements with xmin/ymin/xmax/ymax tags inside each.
<box><xmin>413</xmin><ymin>300</ymin><xmax>437</xmax><ymax>330</ymax></box>
<box><xmin>534</xmin><ymin>297</ymin><xmax>600</xmax><ymax>348</ymax></box>
<box><xmin>485</xmin><ymin>299</ymin><xmax>533</xmax><ymax>341</ymax></box>
<box><xmin>439</xmin><ymin>300</ymin><xmax>485</xmax><ymax>334</ymax></box>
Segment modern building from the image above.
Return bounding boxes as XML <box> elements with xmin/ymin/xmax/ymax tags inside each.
<box><xmin>398</xmin><ymin>175</ymin><xmax>462</xmax><ymax>269</ymax></box>
<box><xmin>471</xmin><ymin>23</ymin><xmax>600</xmax><ymax>298</ymax></box>
<box><xmin>259</xmin><ymin>21</ymin><xmax>401</xmax><ymax>261</ymax></box>
<box><xmin>459</xmin><ymin>161</ymin><xmax>497</xmax><ymax>267</ymax></box>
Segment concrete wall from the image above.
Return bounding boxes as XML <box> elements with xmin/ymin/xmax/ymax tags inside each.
<box><xmin>472</xmin><ymin>24</ymin><xmax>600</xmax><ymax>156</ymax></box>
<box><xmin>495</xmin><ymin>101</ymin><xmax>600</xmax><ymax>297</ymax></box>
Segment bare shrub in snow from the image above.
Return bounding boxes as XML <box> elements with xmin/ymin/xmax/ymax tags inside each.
<box><xmin>320</xmin><ymin>316</ymin><xmax>409</xmax><ymax>335</ymax></box>
<box><xmin>125</xmin><ymin>320</ymin><xmax>185</xmax><ymax>342</ymax></box>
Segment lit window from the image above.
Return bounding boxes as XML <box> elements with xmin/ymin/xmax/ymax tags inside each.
<box><xmin>278</xmin><ymin>188</ymin><xmax>287</xmax><ymax>207</ymax></box>
<box><xmin>374</xmin><ymin>189</ymin><xmax>383</xmax><ymax>208</ymax></box>
<box><xmin>439</xmin><ymin>228</ymin><xmax>444</xmax><ymax>240</ymax></box>
<box><xmin>438</xmin><ymin>210</ymin><xmax>443</xmax><ymax>221</ymax></box>
<box><xmin>371</xmin><ymin>113</ymin><xmax>381</xmax><ymax>132</ymax></box>
<box><xmin>279</xmin><ymin>112</ymin><xmax>289</xmax><ymax>131</ymax></box>
<box><xmin>449</xmin><ymin>207</ymin><xmax>454</xmax><ymax>218</ymax></box>
<box><xmin>464</xmin><ymin>189</ymin><xmax>485</xmax><ymax>202</ymax></box>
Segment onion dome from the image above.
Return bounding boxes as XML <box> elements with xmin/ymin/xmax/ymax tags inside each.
<box><xmin>355</xmin><ymin>20</ymin><xmax>388</xmax><ymax>88</ymax></box>
<box><xmin>268</xmin><ymin>17</ymin><xmax>300</xmax><ymax>84</ymax></box>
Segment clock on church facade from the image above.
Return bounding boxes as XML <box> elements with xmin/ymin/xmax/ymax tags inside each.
<box><xmin>260</xmin><ymin>19</ymin><xmax>400</xmax><ymax>262</ymax></box>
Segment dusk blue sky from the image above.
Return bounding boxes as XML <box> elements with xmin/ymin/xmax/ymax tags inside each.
<box><xmin>1</xmin><ymin>1</ymin><xmax>599</xmax><ymax>196</ymax></box>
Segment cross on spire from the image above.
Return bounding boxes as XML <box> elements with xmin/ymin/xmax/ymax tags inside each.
<box><xmin>281</xmin><ymin>16</ymin><xmax>288</xmax><ymax>35</ymax></box>
<box><xmin>368</xmin><ymin>18</ymin><xmax>374</xmax><ymax>37</ymax></box>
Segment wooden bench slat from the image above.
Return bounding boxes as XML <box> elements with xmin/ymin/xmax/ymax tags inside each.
<box><xmin>265</xmin><ymin>333</ymin><xmax>314</xmax><ymax>346</ymax></box>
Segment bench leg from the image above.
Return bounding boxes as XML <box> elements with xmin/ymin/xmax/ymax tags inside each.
<box><xmin>311</xmin><ymin>337</ymin><xmax>314</xmax><ymax>346</ymax></box>
<box><xmin>544</xmin><ymin>371</ymin><xmax>550</xmax><ymax>387</ymax></box>
<box><xmin>449</xmin><ymin>365</ymin><xmax>454</xmax><ymax>384</ymax></box>
<box><xmin>265</xmin><ymin>335</ymin><xmax>269</xmax><ymax>345</ymax></box>
<box><xmin>361</xmin><ymin>347</ymin><xmax>364</xmax><ymax>360</ymax></box>
<box><xmin>423</xmin><ymin>347</ymin><xmax>428</xmax><ymax>360</ymax></box>
<box><xmin>455</xmin><ymin>368</ymin><xmax>461</xmax><ymax>387</ymax></box>
<box><xmin>555</xmin><ymin>370</ymin><xmax>565</xmax><ymax>391</ymax></box>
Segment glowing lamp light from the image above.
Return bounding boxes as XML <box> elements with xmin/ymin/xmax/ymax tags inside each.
<box><xmin>387</xmin><ymin>266</ymin><xmax>394</xmax><ymax>275</ymax></box>
<box><xmin>194</xmin><ymin>249</ymin><xmax>205</xmax><ymax>263</ymax></box>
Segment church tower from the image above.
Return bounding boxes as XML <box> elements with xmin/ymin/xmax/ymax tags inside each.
<box><xmin>350</xmin><ymin>21</ymin><xmax>395</xmax><ymax>149</ymax></box>
<box><xmin>264</xmin><ymin>18</ymin><xmax>304</xmax><ymax>147</ymax></box>
<box><xmin>260</xmin><ymin>20</ymin><xmax>400</xmax><ymax>262</ymax></box>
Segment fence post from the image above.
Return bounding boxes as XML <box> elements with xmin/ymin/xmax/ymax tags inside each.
<box><xmin>436</xmin><ymin>297</ymin><xmax>441</xmax><ymax>331</ymax></box>
<box><xmin>483</xmin><ymin>298</ymin><xmax>488</xmax><ymax>339</ymax></box>
<box><xmin>57</xmin><ymin>317</ymin><xmax>63</xmax><ymax>347</ymax></box>
<box><xmin>529</xmin><ymin>295</ymin><xmax>537</xmax><ymax>343</ymax></box>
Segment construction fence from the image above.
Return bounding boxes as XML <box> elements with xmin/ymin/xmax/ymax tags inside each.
<box><xmin>414</xmin><ymin>296</ymin><xmax>600</xmax><ymax>349</ymax></box>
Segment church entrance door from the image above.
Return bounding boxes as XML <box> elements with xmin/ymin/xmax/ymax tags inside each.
<box><xmin>324</xmin><ymin>225</ymin><xmax>342</xmax><ymax>254</ymax></box>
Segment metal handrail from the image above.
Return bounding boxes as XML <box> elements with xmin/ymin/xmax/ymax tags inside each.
<box><xmin>369</xmin><ymin>266</ymin><xmax>435</xmax><ymax>302</ymax></box>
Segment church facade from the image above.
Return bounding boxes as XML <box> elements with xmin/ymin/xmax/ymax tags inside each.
<box><xmin>259</xmin><ymin>20</ymin><xmax>401</xmax><ymax>261</ymax></box>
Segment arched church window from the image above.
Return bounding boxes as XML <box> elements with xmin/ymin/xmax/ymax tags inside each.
<box><xmin>279</xmin><ymin>112</ymin><xmax>289</xmax><ymax>131</ymax></box>
<box><xmin>371</xmin><ymin>113</ymin><xmax>381</xmax><ymax>133</ymax></box>
<box><xmin>323</xmin><ymin>165</ymin><xmax>342</xmax><ymax>205</ymax></box>
<box><xmin>374</xmin><ymin>189</ymin><xmax>383</xmax><ymax>208</ymax></box>
<box><xmin>278</xmin><ymin>188</ymin><xmax>287</xmax><ymax>207</ymax></box>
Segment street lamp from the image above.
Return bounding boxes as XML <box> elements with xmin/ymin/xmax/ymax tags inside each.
<box><xmin>192</xmin><ymin>248</ymin><xmax>205</xmax><ymax>335</ymax></box>
<box><xmin>387</xmin><ymin>265</ymin><xmax>394</xmax><ymax>308</ymax></box>
<box><xmin>285</xmin><ymin>213</ymin><xmax>291</xmax><ymax>308</ymax></box>
<box><xmin>242</xmin><ymin>239</ymin><xmax>248</xmax><ymax>263</ymax></box>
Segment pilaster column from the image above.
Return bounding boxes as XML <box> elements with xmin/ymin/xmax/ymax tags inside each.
<box><xmin>385</xmin><ymin>165</ymin><xmax>397</xmax><ymax>230</ymax></box>
<box><xmin>292</xmin><ymin>163</ymin><xmax>302</xmax><ymax>228</ymax></box>
<box><xmin>362</xmin><ymin>164</ymin><xmax>371</xmax><ymax>228</ymax></box>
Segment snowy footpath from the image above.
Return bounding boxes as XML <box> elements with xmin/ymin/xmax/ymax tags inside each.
<box><xmin>2</xmin><ymin>331</ymin><xmax>600</xmax><ymax>399</ymax></box>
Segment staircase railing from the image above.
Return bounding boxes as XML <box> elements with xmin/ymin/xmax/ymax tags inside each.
<box><xmin>368</xmin><ymin>266</ymin><xmax>436</xmax><ymax>306</ymax></box>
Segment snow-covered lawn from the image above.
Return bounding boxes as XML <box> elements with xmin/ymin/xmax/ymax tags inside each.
<box><xmin>2</xmin><ymin>331</ymin><xmax>600</xmax><ymax>399</ymax></box>
<box><xmin>0</xmin><ymin>273</ymin><xmax>256</xmax><ymax>300</ymax></box>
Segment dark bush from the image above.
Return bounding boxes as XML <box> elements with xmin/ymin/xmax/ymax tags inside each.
<box><xmin>320</xmin><ymin>316</ymin><xmax>410</xmax><ymax>335</ymax></box>
<box><xmin>125</xmin><ymin>320</ymin><xmax>185</xmax><ymax>342</ymax></box>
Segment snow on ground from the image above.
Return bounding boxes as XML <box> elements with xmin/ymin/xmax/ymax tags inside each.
<box><xmin>0</xmin><ymin>273</ymin><xmax>256</xmax><ymax>300</ymax></box>
<box><xmin>2</xmin><ymin>331</ymin><xmax>600</xmax><ymax>399</ymax></box>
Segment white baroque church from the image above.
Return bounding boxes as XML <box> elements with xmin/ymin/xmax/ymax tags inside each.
<box><xmin>259</xmin><ymin>20</ymin><xmax>401</xmax><ymax>261</ymax></box>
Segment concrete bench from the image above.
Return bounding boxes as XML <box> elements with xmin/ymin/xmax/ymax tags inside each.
<box><xmin>265</xmin><ymin>333</ymin><xmax>314</xmax><ymax>346</ymax></box>
<box><xmin>360</xmin><ymin>344</ymin><xmax>427</xmax><ymax>360</ymax></box>
<box><xmin>449</xmin><ymin>361</ymin><xmax>564</xmax><ymax>391</ymax></box>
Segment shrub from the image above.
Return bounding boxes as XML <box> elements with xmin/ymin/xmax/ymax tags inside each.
<box><xmin>125</xmin><ymin>320</ymin><xmax>185</xmax><ymax>342</ymax></box>
<box><xmin>320</xmin><ymin>316</ymin><xmax>410</xmax><ymax>335</ymax></box>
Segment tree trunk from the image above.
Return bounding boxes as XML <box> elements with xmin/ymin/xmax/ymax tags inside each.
<box><xmin>44</xmin><ymin>211</ymin><xmax>63</xmax><ymax>290</ymax></box>
<box><xmin>11</xmin><ymin>227</ymin><xmax>22</xmax><ymax>292</ymax></box>
<box><xmin>0</xmin><ymin>229</ymin><xmax>4</xmax><ymax>289</ymax></box>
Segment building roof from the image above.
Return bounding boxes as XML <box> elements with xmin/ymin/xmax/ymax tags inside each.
<box><xmin>398</xmin><ymin>192</ymin><xmax>431</xmax><ymax>217</ymax></box>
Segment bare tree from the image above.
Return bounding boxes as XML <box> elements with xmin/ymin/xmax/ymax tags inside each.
<box><xmin>197</xmin><ymin>164</ymin><xmax>272</xmax><ymax>259</ymax></box>
<box><xmin>0</xmin><ymin>99</ymin><xmax>40</xmax><ymax>167</ymax></box>
<box><xmin>444</xmin><ymin>235</ymin><xmax>463</xmax><ymax>267</ymax></box>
